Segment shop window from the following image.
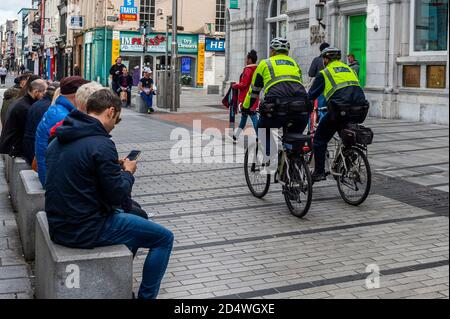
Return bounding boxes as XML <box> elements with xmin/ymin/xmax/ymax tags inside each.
<box><xmin>216</xmin><ymin>0</ymin><xmax>226</xmax><ymax>33</ymax></box>
<box><xmin>403</xmin><ymin>65</ymin><xmax>421</xmax><ymax>87</ymax></box>
<box><xmin>427</xmin><ymin>65</ymin><xmax>446</xmax><ymax>88</ymax></box>
<box><xmin>181</xmin><ymin>57</ymin><xmax>192</xmax><ymax>75</ymax></box>
<box><xmin>412</xmin><ymin>0</ymin><xmax>448</xmax><ymax>53</ymax></box>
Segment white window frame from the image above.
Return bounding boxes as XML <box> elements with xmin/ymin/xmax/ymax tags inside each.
<box><xmin>409</xmin><ymin>0</ymin><xmax>449</xmax><ymax>56</ymax></box>
<box><xmin>140</xmin><ymin>0</ymin><xmax>156</xmax><ymax>27</ymax></box>
<box><xmin>215</xmin><ymin>0</ymin><xmax>226</xmax><ymax>33</ymax></box>
<box><xmin>266</xmin><ymin>0</ymin><xmax>289</xmax><ymax>56</ymax></box>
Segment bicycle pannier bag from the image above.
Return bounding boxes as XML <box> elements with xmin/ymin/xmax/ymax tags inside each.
<box><xmin>341</xmin><ymin>125</ymin><xmax>374</xmax><ymax>146</ymax></box>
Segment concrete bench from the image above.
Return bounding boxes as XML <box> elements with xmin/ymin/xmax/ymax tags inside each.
<box><xmin>10</xmin><ymin>158</ymin><xmax>31</xmax><ymax>211</ymax></box>
<box><xmin>4</xmin><ymin>155</ymin><xmax>12</xmax><ymax>183</ymax></box>
<box><xmin>16</xmin><ymin>170</ymin><xmax>45</xmax><ymax>261</ymax></box>
<box><xmin>35</xmin><ymin>212</ymin><xmax>133</xmax><ymax>299</ymax></box>
<box><xmin>136</xmin><ymin>94</ymin><xmax>148</xmax><ymax>114</ymax></box>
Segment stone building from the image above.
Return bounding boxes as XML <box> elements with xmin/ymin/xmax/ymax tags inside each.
<box><xmin>226</xmin><ymin>0</ymin><xmax>449</xmax><ymax>124</ymax></box>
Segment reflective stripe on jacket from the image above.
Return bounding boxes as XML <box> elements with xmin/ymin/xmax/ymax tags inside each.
<box><xmin>243</xmin><ymin>55</ymin><xmax>303</xmax><ymax>109</ymax></box>
<box><xmin>320</xmin><ymin>60</ymin><xmax>361</xmax><ymax>101</ymax></box>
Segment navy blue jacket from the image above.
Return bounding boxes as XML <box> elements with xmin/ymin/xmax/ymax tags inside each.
<box><xmin>308</xmin><ymin>72</ymin><xmax>367</xmax><ymax>106</ymax></box>
<box><xmin>45</xmin><ymin>110</ymin><xmax>134</xmax><ymax>249</ymax></box>
<box><xmin>22</xmin><ymin>95</ymin><xmax>52</xmax><ymax>165</ymax></box>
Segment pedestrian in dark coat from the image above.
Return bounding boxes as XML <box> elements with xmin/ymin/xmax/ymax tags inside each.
<box><xmin>0</xmin><ymin>78</ymin><xmax>47</xmax><ymax>157</ymax></box>
<box><xmin>22</xmin><ymin>82</ymin><xmax>60</xmax><ymax>164</ymax></box>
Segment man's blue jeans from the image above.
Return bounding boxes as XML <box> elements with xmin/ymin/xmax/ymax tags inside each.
<box><xmin>141</xmin><ymin>92</ymin><xmax>154</xmax><ymax>109</ymax></box>
<box><xmin>94</xmin><ymin>211</ymin><xmax>174</xmax><ymax>299</ymax></box>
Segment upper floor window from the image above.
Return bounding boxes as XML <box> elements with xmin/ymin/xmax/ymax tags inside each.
<box><xmin>216</xmin><ymin>0</ymin><xmax>226</xmax><ymax>33</ymax></box>
<box><xmin>268</xmin><ymin>0</ymin><xmax>288</xmax><ymax>42</ymax></box>
<box><xmin>411</xmin><ymin>0</ymin><xmax>448</xmax><ymax>54</ymax></box>
<box><xmin>140</xmin><ymin>0</ymin><xmax>156</xmax><ymax>27</ymax></box>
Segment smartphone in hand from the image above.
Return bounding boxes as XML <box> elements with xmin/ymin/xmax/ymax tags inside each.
<box><xmin>126</xmin><ymin>150</ymin><xmax>142</xmax><ymax>161</ymax></box>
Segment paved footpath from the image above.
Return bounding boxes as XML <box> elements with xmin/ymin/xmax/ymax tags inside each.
<box><xmin>0</xmin><ymin>89</ymin><xmax>448</xmax><ymax>299</ymax></box>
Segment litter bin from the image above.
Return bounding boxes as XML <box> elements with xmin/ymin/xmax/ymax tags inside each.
<box><xmin>156</xmin><ymin>70</ymin><xmax>172</xmax><ymax>109</ymax></box>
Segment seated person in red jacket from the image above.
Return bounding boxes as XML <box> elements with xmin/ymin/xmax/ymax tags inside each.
<box><xmin>116</xmin><ymin>67</ymin><xmax>133</xmax><ymax>107</ymax></box>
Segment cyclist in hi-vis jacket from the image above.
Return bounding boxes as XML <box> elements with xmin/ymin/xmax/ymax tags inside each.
<box><xmin>308</xmin><ymin>47</ymin><xmax>368</xmax><ymax>182</ymax></box>
<box><xmin>243</xmin><ymin>38</ymin><xmax>311</xmax><ymax>168</ymax></box>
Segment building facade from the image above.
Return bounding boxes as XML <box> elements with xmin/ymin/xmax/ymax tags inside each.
<box><xmin>69</xmin><ymin>0</ymin><xmax>225</xmax><ymax>87</ymax></box>
<box><xmin>226</xmin><ymin>0</ymin><xmax>449</xmax><ymax>124</ymax></box>
<box><xmin>13</xmin><ymin>0</ymin><xmax>226</xmax><ymax>88</ymax></box>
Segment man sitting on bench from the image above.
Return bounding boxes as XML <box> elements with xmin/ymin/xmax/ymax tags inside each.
<box><xmin>45</xmin><ymin>89</ymin><xmax>174</xmax><ymax>299</ymax></box>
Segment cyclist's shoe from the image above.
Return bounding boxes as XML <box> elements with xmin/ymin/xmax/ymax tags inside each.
<box><xmin>312</xmin><ymin>171</ymin><xmax>327</xmax><ymax>183</ymax></box>
<box><xmin>232</xmin><ymin>135</ymin><xmax>238</xmax><ymax>144</ymax></box>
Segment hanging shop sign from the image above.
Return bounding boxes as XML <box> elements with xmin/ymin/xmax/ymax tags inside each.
<box><xmin>197</xmin><ymin>35</ymin><xmax>206</xmax><ymax>87</ymax></box>
<box><xmin>120</xmin><ymin>33</ymin><xmax>198</xmax><ymax>54</ymax></box>
<box><xmin>120</xmin><ymin>0</ymin><xmax>138</xmax><ymax>21</ymax></box>
<box><xmin>112</xmin><ymin>31</ymin><xmax>121</xmax><ymax>65</ymax></box>
<box><xmin>68</xmin><ymin>16</ymin><xmax>84</xmax><ymax>30</ymax></box>
<box><xmin>205</xmin><ymin>38</ymin><xmax>225</xmax><ymax>52</ymax></box>
<box><xmin>230</xmin><ymin>0</ymin><xmax>239</xmax><ymax>9</ymax></box>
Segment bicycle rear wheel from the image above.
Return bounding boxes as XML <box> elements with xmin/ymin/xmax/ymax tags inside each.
<box><xmin>244</xmin><ymin>143</ymin><xmax>271</xmax><ymax>198</ymax></box>
<box><xmin>336</xmin><ymin>147</ymin><xmax>372</xmax><ymax>206</ymax></box>
<box><xmin>283</xmin><ymin>157</ymin><xmax>313</xmax><ymax>218</ymax></box>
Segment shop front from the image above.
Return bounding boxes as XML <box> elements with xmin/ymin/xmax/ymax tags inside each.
<box><xmin>120</xmin><ymin>32</ymin><xmax>199</xmax><ymax>87</ymax></box>
<box><xmin>45</xmin><ymin>48</ymin><xmax>56</xmax><ymax>81</ymax></box>
<box><xmin>84</xmin><ymin>29</ymin><xmax>113</xmax><ymax>86</ymax></box>
<box><xmin>204</xmin><ymin>38</ymin><xmax>226</xmax><ymax>88</ymax></box>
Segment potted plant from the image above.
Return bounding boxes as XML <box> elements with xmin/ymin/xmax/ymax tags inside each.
<box><xmin>181</xmin><ymin>74</ymin><xmax>192</xmax><ymax>85</ymax></box>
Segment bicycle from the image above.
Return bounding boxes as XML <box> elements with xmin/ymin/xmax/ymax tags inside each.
<box><xmin>244</xmin><ymin>128</ymin><xmax>313</xmax><ymax>218</ymax></box>
<box><xmin>307</xmin><ymin>105</ymin><xmax>373</xmax><ymax>206</ymax></box>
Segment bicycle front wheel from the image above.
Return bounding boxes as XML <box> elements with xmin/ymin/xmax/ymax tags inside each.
<box><xmin>283</xmin><ymin>157</ymin><xmax>313</xmax><ymax>218</ymax></box>
<box><xmin>336</xmin><ymin>147</ymin><xmax>372</xmax><ymax>206</ymax></box>
<box><xmin>244</xmin><ymin>143</ymin><xmax>271</xmax><ymax>199</ymax></box>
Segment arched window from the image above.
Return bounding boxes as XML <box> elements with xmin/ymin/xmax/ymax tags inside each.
<box><xmin>267</xmin><ymin>0</ymin><xmax>288</xmax><ymax>44</ymax></box>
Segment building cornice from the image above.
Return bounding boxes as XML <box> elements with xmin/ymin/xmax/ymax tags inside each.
<box><xmin>286</xmin><ymin>8</ymin><xmax>309</xmax><ymax>17</ymax></box>
<box><xmin>229</xmin><ymin>18</ymin><xmax>254</xmax><ymax>27</ymax></box>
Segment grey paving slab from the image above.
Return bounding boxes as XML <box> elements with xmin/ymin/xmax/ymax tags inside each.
<box><xmin>1</xmin><ymin>89</ymin><xmax>448</xmax><ymax>299</ymax></box>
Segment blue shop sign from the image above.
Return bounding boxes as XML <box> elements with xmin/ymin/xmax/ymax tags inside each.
<box><xmin>206</xmin><ymin>38</ymin><xmax>225</xmax><ymax>52</ymax></box>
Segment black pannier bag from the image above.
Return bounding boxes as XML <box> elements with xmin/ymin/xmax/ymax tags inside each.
<box><xmin>329</xmin><ymin>101</ymin><xmax>370</xmax><ymax>124</ymax></box>
<box><xmin>261</xmin><ymin>97</ymin><xmax>312</xmax><ymax>118</ymax></box>
<box><xmin>341</xmin><ymin>124</ymin><xmax>374</xmax><ymax>146</ymax></box>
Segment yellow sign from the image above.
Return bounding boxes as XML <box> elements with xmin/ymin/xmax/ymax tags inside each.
<box><xmin>197</xmin><ymin>35</ymin><xmax>206</xmax><ymax>87</ymax></box>
<box><xmin>112</xmin><ymin>31</ymin><xmax>121</xmax><ymax>66</ymax></box>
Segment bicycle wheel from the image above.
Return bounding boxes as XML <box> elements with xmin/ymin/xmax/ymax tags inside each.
<box><xmin>336</xmin><ymin>147</ymin><xmax>372</xmax><ymax>206</ymax></box>
<box><xmin>244</xmin><ymin>143</ymin><xmax>271</xmax><ymax>199</ymax></box>
<box><xmin>283</xmin><ymin>157</ymin><xmax>313</xmax><ymax>218</ymax></box>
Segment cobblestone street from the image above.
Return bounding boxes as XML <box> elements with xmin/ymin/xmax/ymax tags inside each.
<box><xmin>121</xmin><ymin>105</ymin><xmax>449</xmax><ymax>299</ymax></box>
<box><xmin>0</xmin><ymin>89</ymin><xmax>449</xmax><ymax>299</ymax></box>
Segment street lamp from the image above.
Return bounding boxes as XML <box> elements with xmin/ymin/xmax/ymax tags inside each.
<box><xmin>140</xmin><ymin>22</ymin><xmax>151</xmax><ymax>54</ymax></box>
<box><xmin>315</xmin><ymin>0</ymin><xmax>326</xmax><ymax>30</ymax></box>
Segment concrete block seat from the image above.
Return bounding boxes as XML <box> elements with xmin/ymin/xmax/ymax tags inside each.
<box><xmin>35</xmin><ymin>212</ymin><xmax>133</xmax><ymax>299</ymax></box>
<box><xmin>5</xmin><ymin>155</ymin><xmax>13</xmax><ymax>183</ymax></box>
<box><xmin>9</xmin><ymin>157</ymin><xmax>31</xmax><ymax>211</ymax></box>
<box><xmin>16</xmin><ymin>170</ymin><xmax>45</xmax><ymax>261</ymax></box>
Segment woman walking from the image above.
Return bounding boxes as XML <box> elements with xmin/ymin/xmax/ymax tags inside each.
<box><xmin>232</xmin><ymin>50</ymin><xmax>259</xmax><ymax>142</ymax></box>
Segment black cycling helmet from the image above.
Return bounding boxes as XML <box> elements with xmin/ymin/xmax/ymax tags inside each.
<box><xmin>322</xmin><ymin>47</ymin><xmax>342</xmax><ymax>61</ymax></box>
<box><xmin>270</xmin><ymin>38</ymin><xmax>290</xmax><ymax>53</ymax></box>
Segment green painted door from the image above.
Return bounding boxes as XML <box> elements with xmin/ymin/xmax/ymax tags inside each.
<box><xmin>348</xmin><ymin>15</ymin><xmax>367</xmax><ymax>87</ymax></box>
